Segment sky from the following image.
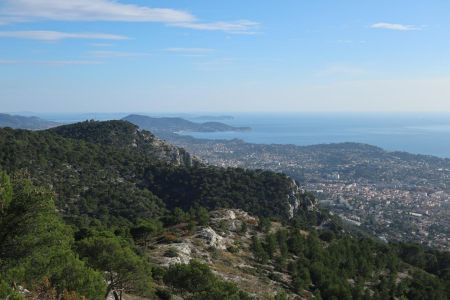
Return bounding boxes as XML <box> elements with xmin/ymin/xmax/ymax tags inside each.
<box><xmin>1</xmin><ymin>0</ymin><xmax>450</xmax><ymax>113</ymax></box>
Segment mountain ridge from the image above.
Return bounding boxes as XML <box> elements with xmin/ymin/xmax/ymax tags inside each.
<box><xmin>0</xmin><ymin>120</ymin><xmax>311</xmax><ymax>225</ymax></box>
<box><xmin>0</xmin><ymin>113</ymin><xmax>60</xmax><ymax>130</ymax></box>
<box><xmin>123</xmin><ymin>114</ymin><xmax>251</xmax><ymax>133</ymax></box>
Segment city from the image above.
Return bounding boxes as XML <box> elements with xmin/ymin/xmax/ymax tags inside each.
<box><xmin>166</xmin><ymin>134</ymin><xmax>450</xmax><ymax>250</ymax></box>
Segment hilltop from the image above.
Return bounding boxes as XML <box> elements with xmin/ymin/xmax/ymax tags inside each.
<box><xmin>0</xmin><ymin>120</ymin><xmax>307</xmax><ymax>225</ymax></box>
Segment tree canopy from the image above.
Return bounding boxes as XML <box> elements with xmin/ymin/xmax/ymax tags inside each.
<box><xmin>0</xmin><ymin>172</ymin><xmax>105</xmax><ymax>299</ymax></box>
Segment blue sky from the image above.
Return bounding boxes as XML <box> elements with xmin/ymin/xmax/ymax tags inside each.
<box><xmin>0</xmin><ymin>0</ymin><xmax>450</xmax><ymax>113</ymax></box>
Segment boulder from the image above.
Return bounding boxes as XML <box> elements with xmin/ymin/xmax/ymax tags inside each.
<box><xmin>198</xmin><ymin>227</ymin><xmax>227</xmax><ymax>250</ymax></box>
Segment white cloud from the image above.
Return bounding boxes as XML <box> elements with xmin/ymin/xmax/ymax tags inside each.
<box><xmin>166</xmin><ymin>48</ymin><xmax>214</xmax><ymax>54</ymax></box>
<box><xmin>0</xmin><ymin>59</ymin><xmax>101</xmax><ymax>65</ymax></box>
<box><xmin>88</xmin><ymin>51</ymin><xmax>151</xmax><ymax>58</ymax></box>
<box><xmin>174</xmin><ymin>20</ymin><xmax>260</xmax><ymax>34</ymax></box>
<box><xmin>1</xmin><ymin>0</ymin><xmax>195</xmax><ymax>23</ymax></box>
<box><xmin>337</xmin><ymin>39</ymin><xmax>366</xmax><ymax>44</ymax></box>
<box><xmin>0</xmin><ymin>30</ymin><xmax>128</xmax><ymax>41</ymax></box>
<box><xmin>0</xmin><ymin>0</ymin><xmax>259</xmax><ymax>34</ymax></box>
<box><xmin>91</xmin><ymin>43</ymin><xmax>114</xmax><ymax>47</ymax></box>
<box><xmin>34</xmin><ymin>60</ymin><xmax>102</xmax><ymax>65</ymax></box>
<box><xmin>371</xmin><ymin>22</ymin><xmax>420</xmax><ymax>31</ymax></box>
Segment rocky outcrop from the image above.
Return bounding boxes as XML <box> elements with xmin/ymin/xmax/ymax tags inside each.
<box><xmin>198</xmin><ymin>227</ymin><xmax>227</xmax><ymax>250</ymax></box>
<box><xmin>210</xmin><ymin>209</ymin><xmax>257</xmax><ymax>232</ymax></box>
<box><xmin>148</xmin><ymin>136</ymin><xmax>197</xmax><ymax>167</ymax></box>
<box><xmin>161</xmin><ymin>242</ymin><xmax>192</xmax><ymax>266</ymax></box>
<box><xmin>287</xmin><ymin>179</ymin><xmax>317</xmax><ymax>218</ymax></box>
<box><xmin>146</xmin><ymin>209</ymin><xmax>303</xmax><ymax>299</ymax></box>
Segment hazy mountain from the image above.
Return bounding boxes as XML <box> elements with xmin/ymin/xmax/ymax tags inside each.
<box><xmin>0</xmin><ymin>113</ymin><xmax>60</xmax><ymax>130</ymax></box>
<box><xmin>123</xmin><ymin>114</ymin><xmax>250</xmax><ymax>133</ymax></box>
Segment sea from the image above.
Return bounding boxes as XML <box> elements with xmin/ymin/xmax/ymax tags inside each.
<box><xmin>37</xmin><ymin>112</ymin><xmax>450</xmax><ymax>159</ymax></box>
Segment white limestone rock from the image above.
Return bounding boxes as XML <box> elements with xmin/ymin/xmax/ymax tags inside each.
<box><xmin>198</xmin><ymin>227</ymin><xmax>227</xmax><ymax>250</ymax></box>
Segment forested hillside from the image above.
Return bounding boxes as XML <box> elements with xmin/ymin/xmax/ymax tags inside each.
<box><xmin>0</xmin><ymin>120</ymin><xmax>449</xmax><ymax>299</ymax></box>
<box><xmin>0</xmin><ymin>120</ymin><xmax>309</xmax><ymax>226</ymax></box>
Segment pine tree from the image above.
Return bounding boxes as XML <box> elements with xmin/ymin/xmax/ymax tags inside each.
<box><xmin>252</xmin><ymin>236</ymin><xmax>269</xmax><ymax>264</ymax></box>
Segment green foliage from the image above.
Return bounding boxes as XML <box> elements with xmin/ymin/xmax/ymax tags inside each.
<box><xmin>0</xmin><ymin>171</ymin><xmax>12</xmax><ymax>213</ymax></box>
<box><xmin>0</xmin><ymin>175</ymin><xmax>105</xmax><ymax>299</ymax></box>
<box><xmin>240</xmin><ymin>221</ymin><xmax>248</xmax><ymax>234</ymax></box>
<box><xmin>164</xmin><ymin>260</ymin><xmax>252</xmax><ymax>299</ymax></box>
<box><xmin>256</xmin><ymin>225</ymin><xmax>450</xmax><ymax>299</ymax></box>
<box><xmin>130</xmin><ymin>218</ymin><xmax>163</xmax><ymax>246</ymax></box>
<box><xmin>276</xmin><ymin>229</ymin><xmax>289</xmax><ymax>259</ymax></box>
<box><xmin>155</xmin><ymin>287</ymin><xmax>172</xmax><ymax>300</ymax></box>
<box><xmin>0</xmin><ymin>121</ymin><xmax>307</xmax><ymax>229</ymax></box>
<box><xmin>76</xmin><ymin>232</ymin><xmax>153</xmax><ymax>298</ymax></box>
<box><xmin>405</xmin><ymin>270</ymin><xmax>447</xmax><ymax>300</ymax></box>
<box><xmin>0</xmin><ymin>125</ymin><xmax>167</xmax><ymax>228</ymax></box>
<box><xmin>319</xmin><ymin>230</ymin><xmax>335</xmax><ymax>242</ymax></box>
<box><xmin>265</xmin><ymin>233</ymin><xmax>277</xmax><ymax>259</ymax></box>
<box><xmin>313</xmin><ymin>289</ymin><xmax>323</xmax><ymax>300</ymax></box>
<box><xmin>273</xmin><ymin>290</ymin><xmax>289</xmax><ymax>300</ymax></box>
<box><xmin>287</xmin><ymin>230</ymin><xmax>305</xmax><ymax>256</ymax></box>
<box><xmin>251</xmin><ymin>236</ymin><xmax>269</xmax><ymax>264</ymax></box>
<box><xmin>0</xmin><ymin>278</ymin><xmax>24</xmax><ymax>300</ymax></box>
<box><xmin>164</xmin><ymin>248</ymin><xmax>179</xmax><ymax>258</ymax></box>
<box><xmin>50</xmin><ymin>119</ymin><xmax>150</xmax><ymax>148</ymax></box>
<box><xmin>146</xmin><ymin>166</ymin><xmax>300</xmax><ymax>219</ymax></box>
<box><xmin>195</xmin><ymin>206</ymin><xmax>210</xmax><ymax>226</ymax></box>
<box><xmin>173</xmin><ymin>207</ymin><xmax>190</xmax><ymax>224</ymax></box>
<box><xmin>398</xmin><ymin>243</ymin><xmax>427</xmax><ymax>268</ymax></box>
<box><xmin>258</xmin><ymin>217</ymin><xmax>272</xmax><ymax>233</ymax></box>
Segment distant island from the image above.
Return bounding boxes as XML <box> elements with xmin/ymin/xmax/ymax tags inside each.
<box><xmin>0</xmin><ymin>113</ymin><xmax>60</xmax><ymax>130</ymax></box>
<box><xmin>122</xmin><ymin>114</ymin><xmax>250</xmax><ymax>133</ymax></box>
